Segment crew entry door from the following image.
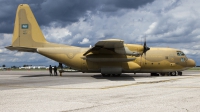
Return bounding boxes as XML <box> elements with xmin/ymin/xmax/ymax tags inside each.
<box><xmin>81</xmin><ymin>59</ymin><xmax>87</xmax><ymax>72</ymax></box>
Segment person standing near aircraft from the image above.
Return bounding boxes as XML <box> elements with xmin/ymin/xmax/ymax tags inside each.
<box><xmin>54</xmin><ymin>66</ymin><xmax>57</xmax><ymax>76</ymax></box>
<box><xmin>49</xmin><ymin>65</ymin><xmax>52</xmax><ymax>76</ymax></box>
<box><xmin>59</xmin><ymin>63</ymin><xmax>63</xmax><ymax>70</ymax></box>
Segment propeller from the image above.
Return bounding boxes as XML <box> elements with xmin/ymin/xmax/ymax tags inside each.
<box><xmin>140</xmin><ymin>38</ymin><xmax>150</xmax><ymax>66</ymax></box>
<box><xmin>143</xmin><ymin>38</ymin><xmax>150</xmax><ymax>55</ymax></box>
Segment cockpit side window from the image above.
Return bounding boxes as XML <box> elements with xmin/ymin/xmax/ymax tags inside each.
<box><xmin>177</xmin><ymin>51</ymin><xmax>185</xmax><ymax>56</ymax></box>
<box><xmin>181</xmin><ymin>58</ymin><xmax>186</xmax><ymax>62</ymax></box>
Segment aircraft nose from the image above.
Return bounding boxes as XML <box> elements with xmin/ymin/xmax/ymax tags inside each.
<box><xmin>187</xmin><ymin>59</ymin><xmax>196</xmax><ymax>67</ymax></box>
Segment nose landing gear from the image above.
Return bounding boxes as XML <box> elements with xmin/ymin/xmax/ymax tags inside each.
<box><xmin>169</xmin><ymin>71</ymin><xmax>182</xmax><ymax>76</ymax></box>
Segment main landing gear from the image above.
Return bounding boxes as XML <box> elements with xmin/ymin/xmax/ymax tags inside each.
<box><xmin>151</xmin><ymin>71</ymin><xmax>182</xmax><ymax>76</ymax></box>
<box><xmin>101</xmin><ymin>73</ymin><xmax>121</xmax><ymax>77</ymax></box>
<box><xmin>150</xmin><ymin>73</ymin><xmax>160</xmax><ymax>76</ymax></box>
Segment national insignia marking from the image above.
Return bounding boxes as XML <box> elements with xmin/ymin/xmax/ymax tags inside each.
<box><xmin>21</xmin><ymin>24</ymin><xmax>28</xmax><ymax>29</ymax></box>
<box><xmin>67</xmin><ymin>53</ymin><xmax>74</xmax><ymax>59</ymax></box>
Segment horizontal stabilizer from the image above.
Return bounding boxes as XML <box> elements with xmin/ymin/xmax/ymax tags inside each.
<box><xmin>5</xmin><ymin>46</ymin><xmax>37</xmax><ymax>52</ymax></box>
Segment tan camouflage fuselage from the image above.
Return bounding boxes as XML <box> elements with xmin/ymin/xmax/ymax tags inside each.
<box><xmin>36</xmin><ymin>46</ymin><xmax>195</xmax><ymax>73</ymax></box>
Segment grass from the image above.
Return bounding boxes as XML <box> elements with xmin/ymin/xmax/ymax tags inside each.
<box><xmin>188</xmin><ymin>67</ymin><xmax>200</xmax><ymax>70</ymax></box>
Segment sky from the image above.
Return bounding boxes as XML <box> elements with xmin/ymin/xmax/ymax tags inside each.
<box><xmin>0</xmin><ymin>0</ymin><xmax>200</xmax><ymax>67</ymax></box>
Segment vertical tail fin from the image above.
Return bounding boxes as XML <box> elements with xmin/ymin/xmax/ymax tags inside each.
<box><xmin>12</xmin><ymin>4</ymin><xmax>47</xmax><ymax>48</ymax></box>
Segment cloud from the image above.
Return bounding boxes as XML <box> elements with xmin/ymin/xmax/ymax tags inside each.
<box><xmin>0</xmin><ymin>0</ymin><xmax>155</xmax><ymax>33</ymax></box>
<box><xmin>42</xmin><ymin>24</ymin><xmax>72</xmax><ymax>44</ymax></box>
<box><xmin>143</xmin><ymin>0</ymin><xmax>200</xmax><ymax>44</ymax></box>
<box><xmin>0</xmin><ymin>49</ymin><xmax>4</xmax><ymax>53</ymax></box>
<box><xmin>79</xmin><ymin>38</ymin><xmax>90</xmax><ymax>44</ymax></box>
<box><xmin>145</xmin><ymin>22</ymin><xmax>158</xmax><ymax>35</ymax></box>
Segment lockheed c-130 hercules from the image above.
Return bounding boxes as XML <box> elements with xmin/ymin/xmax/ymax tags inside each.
<box><xmin>6</xmin><ymin>4</ymin><xmax>196</xmax><ymax>77</ymax></box>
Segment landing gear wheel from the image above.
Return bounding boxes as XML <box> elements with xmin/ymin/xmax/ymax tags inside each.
<box><xmin>151</xmin><ymin>73</ymin><xmax>159</xmax><ymax>76</ymax></box>
<box><xmin>170</xmin><ymin>71</ymin><xmax>177</xmax><ymax>76</ymax></box>
<box><xmin>178</xmin><ymin>72</ymin><xmax>182</xmax><ymax>76</ymax></box>
<box><xmin>160</xmin><ymin>73</ymin><xmax>166</xmax><ymax>76</ymax></box>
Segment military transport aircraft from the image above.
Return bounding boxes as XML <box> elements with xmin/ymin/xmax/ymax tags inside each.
<box><xmin>6</xmin><ymin>4</ymin><xmax>195</xmax><ymax>76</ymax></box>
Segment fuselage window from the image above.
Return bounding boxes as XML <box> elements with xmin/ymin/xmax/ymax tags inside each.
<box><xmin>177</xmin><ymin>51</ymin><xmax>185</xmax><ymax>56</ymax></box>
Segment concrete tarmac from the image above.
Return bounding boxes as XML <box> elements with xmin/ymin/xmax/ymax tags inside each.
<box><xmin>0</xmin><ymin>70</ymin><xmax>200</xmax><ymax>112</ymax></box>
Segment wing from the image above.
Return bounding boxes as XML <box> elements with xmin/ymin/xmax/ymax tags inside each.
<box><xmin>83</xmin><ymin>39</ymin><xmax>141</xmax><ymax>56</ymax></box>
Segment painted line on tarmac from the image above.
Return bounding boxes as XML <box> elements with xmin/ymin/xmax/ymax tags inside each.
<box><xmin>0</xmin><ymin>85</ymin><xmax>100</xmax><ymax>90</ymax></box>
<box><xmin>163</xmin><ymin>86</ymin><xmax>200</xmax><ymax>88</ymax></box>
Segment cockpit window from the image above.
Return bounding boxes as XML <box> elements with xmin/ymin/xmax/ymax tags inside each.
<box><xmin>177</xmin><ymin>51</ymin><xmax>185</xmax><ymax>56</ymax></box>
<box><xmin>181</xmin><ymin>58</ymin><xmax>186</xmax><ymax>62</ymax></box>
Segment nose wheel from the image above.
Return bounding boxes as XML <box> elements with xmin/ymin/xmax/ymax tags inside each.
<box><xmin>169</xmin><ymin>71</ymin><xmax>182</xmax><ymax>76</ymax></box>
<box><xmin>178</xmin><ymin>71</ymin><xmax>182</xmax><ymax>76</ymax></box>
<box><xmin>151</xmin><ymin>71</ymin><xmax>183</xmax><ymax>76</ymax></box>
<box><xmin>170</xmin><ymin>71</ymin><xmax>177</xmax><ymax>76</ymax></box>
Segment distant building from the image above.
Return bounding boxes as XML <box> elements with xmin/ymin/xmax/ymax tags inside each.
<box><xmin>0</xmin><ymin>67</ymin><xmax>10</xmax><ymax>70</ymax></box>
<box><xmin>19</xmin><ymin>66</ymin><xmax>46</xmax><ymax>69</ymax></box>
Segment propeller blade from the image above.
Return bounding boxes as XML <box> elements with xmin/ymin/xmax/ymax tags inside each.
<box><xmin>143</xmin><ymin>37</ymin><xmax>150</xmax><ymax>54</ymax></box>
